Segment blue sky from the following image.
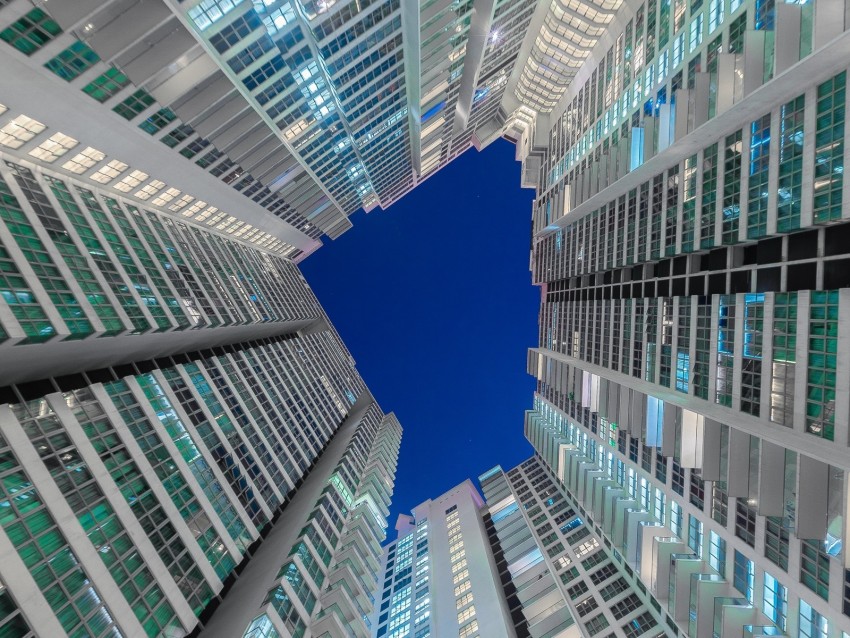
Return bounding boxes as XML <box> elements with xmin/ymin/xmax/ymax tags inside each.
<box><xmin>301</xmin><ymin>138</ymin><xmax>538</xmax><ymax>530</ymax></box>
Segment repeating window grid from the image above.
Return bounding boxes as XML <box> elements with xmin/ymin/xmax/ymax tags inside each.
<box><xmin>699</xmin><ymin>142</ymin><xmax>718</xmax><ymax>244</ymax></box>
<box><xmin>800</xmin><ymin>539</ymin><xmax>830</xmax><ymax>601</ymax></box>
<box><xmin>161</xmin><ymin>220</ymin><xmax>237</xmax><ymax>325</ymax></box>
<box><xmin>0</xmin><ymin>8</ymin><xmax>62</xmax><ymax>56</ymax></box>
<box><xmin>806</xmin><ymin>290</ymin><xmax>838</xmax><ymax>440</ymax></box>
<box><xmin>733</xmin><ymin>550</ymin><xmax>754</xmax><ymax>602</ymax></box>
<box><xmin>763</xmin><ymin>573</ymin><xmax>788</xmax><ymax>632</ymax></box>
<box><xmin>574</xmin><ymin>595</ymin><xmax>600</xmax><ymax>617</ymax></box>
<box><xmin>458</xmin><ymin>619</ymin><xmax>478</xmax><ymax>638</ymax></box>
<box><xmin>101</xmin><ymin>198</ymin><xmax>190</xmax><ymax>329</ymax></box>
<box><xmin>44</xmin><ymin>177</ymin><xmax>151</xmax><ymax>334</ymax></box>
<box><xmin>170</xmin><ymin>361</ymin><xmax>273</xmax><ymax>523</ymax></box>
<box><xmin>722</xmin><ymin>130</ymin><xmax>743</xmax><ymax>244</ymax></box>
<box><xmin>0</xmin><ymin>216</ymin><xmax>56</xmax><ymax>343</ymax></box>
<box><xmin>771</xmin><ymin>292</ymin><xmax>797</xmax><ymax>426</ymax></box>
<box><xmin>747</xmin><ymin>113</ymin><xmax>771</xmax><ymax>239</ymax></box>
<box><xmin>226</xmin><ymin>351</ymin><xmax>300</xmax><ymax>479</ymax></box>
<box><xmin>10</xmin><ymin>400</ymin><xmax>181</xmax><ymax>637</ymax></box>
<box><xmin>813</xmin><ymin>72</ymin><xmax>845</xmax><ymax>224</ymax></box>
<box><xmin>113</xmin><ymin>90</ymin><xmax>156</xmax><ymax>122</ymax></box>
<box><xmin>244</xmin><ymin>349</ymin><xmax>313</xmax><ymax>472</ymax></box>
<box><xmin>735</xmin><ymin>500</ymin><xmax>756</xmax><ymax>547</ymax></box>
<box><xmin>681</xmin><ymin>154</ymin><xmax>697</xmax><ymax>252</ymax></box>
<box><xmin>28</xmin><ymin>132</ymin><xmax>78</xmax><ymax>163</ymax></box>
<box><xmin>177</xmin><ymin>222</ymin><xmax>254</xmax><ymax>324</ymax></box>
<box><xmin>215</xmin><ymin>352</ymin><xmax>301</xmax><ymax>485</ymax></box>
<box><xmin>777</xmin><ymin>95</ymin><xmax>805</xmax><ymax>232</ymax></box>
<box><xmin>740</xmin><ymin>294</ymin><xmax>764</xmax><ymax>416</ymax></box>
<box><xmin>0</xmin><ymin>586</ymin><xmax>35</xmax><ymax>637</ymax></box>
<box><xmin>102</xmin><ymin>380</ymin><xmax>237</xmax><ymax>578</ymax></box>
<box><xmin>265</xmin><ymin>336</ymin><xmax>353</xmax><ymax>450</ymax></box>
<box><xmin>67</xmin><ymin>388</ymin><xmax>215</xmax><ymax>615</ymax></box>
<box><xmin>622</xmin><ymin>610</ymin><xmax>657</xmax><ymax>638</ymax></box>
<box><xmin>62</xmin><ymin>146</ymin><xmax>105</xmax><ymax>174</ymax></box>
<box><xmin>715</xmin><ymin>295</ymin><xmax>735</xmax><ymax>407</ymax></box>
<box><xmin>670</xmin><ymin>500</ymin><xmax>683</xmax><ymax>537</ymax></box>
<box><xmin>456</xmin><ymin>592</ymin><xmax>474</xmax><ymax>610</ymax></box>
<box><xmin>0</xmin><ymin>172</ymin><xmax>93</xmax><ymax>339</ymax></box>
<box><xmin>135</xmin><ymin>373</ymin><xmax>252</xmax><ymax>552</ymax></box>
<box><xmin>82</xmin><ymin>67</ymin><xmax>130</xmax><ymax>103</ymax></box>
<box><xmin>456</xmin><ymin>604</ymin><xmax>475</xmax><ymax>624</ymax></box>
<box><xmin>584</xmin><ymin>613</ymin><xmax>610</xmax><ymax>636</ymax></box>
<box><xmin>687</xmin><ymin>515</ymin><xmax>703</xmax><ymax>558</ymax></box>
<box><xmin>708</xmin><ymin>530</ymin><xmax>726</xmax><ymax>577</ymax></box>
<box><xmin>764</xmin><ymin>516</ymin><xmax>789</xmax><ymax>571</ymax></box>
<box><xmin>44</xmin><ymin>40</ymin><xmax>100</xmax><ymax>82</ymax></box>
<box><xmin>689</xmin><ymin>471</ymin><xmax>705</xmax><ymax>510</ymax></box>
<box><xmin>799</xmin><ymin>600</ymin><xmax>828</xmax><ymax>638</ymax></box>
<box><xmin>0</xmin><ymin>430</ymin><xmax>121</xmax><ymax>637</ymax></box>
<box><xmin>693</xmin><ymin>299</ymin><xmax>711</xmax><ymax>399</ymax></box>
<box><xmin>138</xmin><ymin>210</ymin><xmax>219</xmax><ymax>327</ymax></box>
<box><xmin>611</xmin><ymin>592</ymin><xmax>643</xmax><ymax>620</ymax></box>
<box><xmin>452</xmin><ymin>568</ymin><xmax>469</xmax><ymax>585</ymax></box>
<box><xmin>4</xmin><ymin>168</ymin><xmax>125</xmax><ymax>337</ymax></box>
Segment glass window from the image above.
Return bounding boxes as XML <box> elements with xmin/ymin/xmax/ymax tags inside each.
<box><xmin>0</xmin><ymin>8</ymin><xmax>62</xmax><ymax>56</ymax></box>
<box><xmin>44</xmin><ymin>40</ymin><xmax>100</xmax><ymax>81</ymax></box>
<box><xmin>708</xmin><ymin>530</ymin><xmax>725</xmax><ymax>577</ymax></box>
<box><xmin>799</xmin><ymin>600</ymin><xmax>828</xmax><ymax>638</ymax></box>
<box><xmin>763</xmin><ymin>573</ymin><xmax>787</xmax><ymax>631</ymax></box>
<box><xmin>733</xmin><ymin>550</ymin><xmax>753</xmax><ymax>602</ymax></box>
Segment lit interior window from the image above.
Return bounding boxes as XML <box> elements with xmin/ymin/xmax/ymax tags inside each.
<box><xmin>195</xmin><ymin>206</ymin><xmax>218</xmax><ymax>222</ymax></box>
<box><xmin>152</xmin><ymin>186</ymin><xmax>181</xmax><ymax>207</ymax></box>
<box><xmin>215</xmin><ymin>214</ymin><xmax>237</xmax><ymax>230</ymax></box>
<box><xmin>90</xmin><ymin>159</ymin><xmax>128</xmax><ymax>183</ymax></box>
<box><xmin>134</xmin><ymin>179</ymin><xmax>165</xmax><ymax>200</ymax></box>
<box><xmin>0</xmin><ymin>114</ymin><xmax>46</xmax><ymax>148</ymax></box>
<box><xmin>113</xmin><ymin>169</ymin><xmax>149</xmax><ymax>192</ymax></box>
<box><xmin>208</xmin><ymin>211</ymin><xmax>227</xmax><ymax>225</ymax></box>
<box><xmin>283</xmin><ymin>119</ymin><xmax>309</xmax><ymax>140</ymax></box>
<box><xmin>181</xmin><ymin>200</ymin><xmax>208</xmax><ymax>217</ymax></box>
<box><xmin>28</xmin><ymin>132</ymin><xmax>78</xmax><ymax>162</ymax></box>
<box><xmin>62</xmin><ymin>146</ymin><xmax>105</xmax><ymax>173</ymax></box>
<box><xmin>169</xmin><ymin>194</ymin><xmax>195</xmax><ymax>212</ymax></box>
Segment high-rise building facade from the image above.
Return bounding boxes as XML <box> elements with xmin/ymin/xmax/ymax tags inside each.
<box><xmin>0</xmin><ymin>0</ymin><xmax>572</xmax><ymax>247</ymax></box>
<box><xmin>0</xmin><ymin>139</ymin><xmax>402</xmax><ymax>637</ymax></box>
<box><xmin>517</xmin><ymin>0</ymin><xmax>850</xmax><ymax>635</ymax></box>
<box><xmin>371</xmin><ymin>479</ymin><xmax>577</xmax><ymax>638</ymax></box>
<box><xmin>482</xmin><ymin>460</ymin><xmax>668</xmax><ymax>638</ymax></box>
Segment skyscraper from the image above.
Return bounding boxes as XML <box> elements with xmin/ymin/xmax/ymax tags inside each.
<box><xmin>0</xmin><ymin>0</ymin><xmax>558</xmax><ymax>246</ymax></box>
<box><xmin>518</xmin><ymin>0</ymin><xmax>850</xmax><ymax>635</ymax></box>
<box><xmin>481</xmin><ymin>460</ymin><xmax>666</xmax><ymax>638</ymax></box>
<box><xmin>0</xmin><ymin>128</ymin><xmax>401</xmax><ymax>637</ymax></box>
<box><xmin>372</xmin><ymin>478</ymin><xmax>577</xmax><ymax>638</ymax></box>
<box><xmin>5</xmin><ymin>0</ymin><xmax>850</xmax><ymax>637</ymax></box>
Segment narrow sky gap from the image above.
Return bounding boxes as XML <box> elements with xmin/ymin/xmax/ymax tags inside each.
<box><xmin>301</xmin><ymin>139</ymin><xmax>538</xmax><ymax>524</ymax></box>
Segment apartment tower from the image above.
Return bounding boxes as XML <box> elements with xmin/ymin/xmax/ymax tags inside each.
<box><xmin>513</xmin><ymin>0</ymin><xmax>850</xmax><ymax>634</ymax></box>
<box><xmin>371</xmin><ymin>479</ymin><xmax>578</xmax><ymax>638</ymax></box>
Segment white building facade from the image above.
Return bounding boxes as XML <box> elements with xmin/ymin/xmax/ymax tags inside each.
<box><xmin>371</xmin><ymin>480</ymin><xmax>517</xmax><ymax>638</ymax></box>
<box><xmin>517</xmin><ymin>0</ymin><xmax>850</xmax><ymax>635</ymax></box>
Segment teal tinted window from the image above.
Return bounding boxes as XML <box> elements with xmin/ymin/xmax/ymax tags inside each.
<box><xmin>44</xmin><ymin>40</ymin><xmax>100</xmax><ymax>81</ymax></box>
<box><xmin>0</xmin><ymin>9</ymin><xmax>61</xmax><ymax>56</ymax></box>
